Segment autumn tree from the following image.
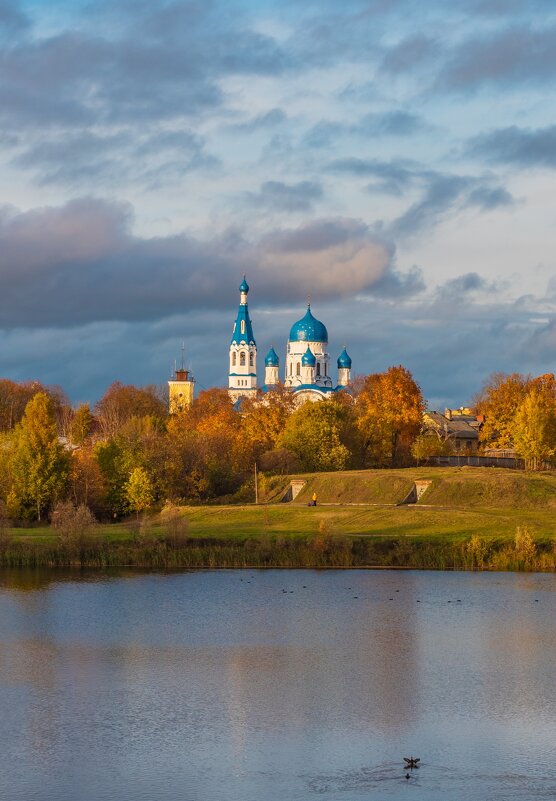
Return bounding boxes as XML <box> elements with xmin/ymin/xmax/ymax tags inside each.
<box><xmin>70</xmin><ymin>403</ymin><xmax>94</xmax><ymax>445</ymax></box>
<box><xmin>474</xmin><ymin>372</ymin><xmax>531</xmax><ymax>450</ymax></box>
<box><xmin>162</xmin><ymin>388</ymin><xmax>246</xmax><ymax>499</ymax></box>
<box><xmin>411</xmin><ymin>432</ymin><xmax>454</xmax><ymax>464</ymax></box>
<box><xmin>356</xmin><ymin>366</ymin><xmax>425</xmax><ymax>467</ymax></box>
<box><xmin>513</xmin><ymin>386</ymin><xmax>556</xmax><ymax>469</ymax></box>
<box><xmin>240</xmin><ymin>386</ymin><xmax>296</xmax><ymax>458</ymax></box>
<box><xmin>94</xmin><ymin>382</ymin><xmax>167</xmax><ymax>438</ymax></box>
<box><xmin>125</xmin><ymin>467</ymin><xmax>155</xmax><ymax>518</ymax></box>
<box><xmin>70</xmin><ymin>448</ymin><xmax>107</xmax><ymax>516</ymax></box>
<box><xmin>8</xmin><ymin>393</ymin><xmax>70</xmax><ymax>520</ymax></box>
<box><xmin>278</xmin><ymin>394</ymin><xmax>361</xmax><ymax>472</ymax></box>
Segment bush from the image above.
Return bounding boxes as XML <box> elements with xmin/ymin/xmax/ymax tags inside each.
<box><xmin>51</xmin><ymin>501</ymin><xmax>97</xmax><ymax>544</ymax></box>
<box><xmin>160</xmin><ymin>503</ymin><xmax>189</xmax><ymax>548</ymax></box>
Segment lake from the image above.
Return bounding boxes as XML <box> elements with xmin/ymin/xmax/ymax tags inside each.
<box><xmin>0</xmin><ymin>569</ymin><xmax>554</xmax><ymax>801</ymax></box>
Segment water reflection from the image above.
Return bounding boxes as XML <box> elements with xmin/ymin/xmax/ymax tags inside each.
<box><xmin>0</xmin><ymin>569</ymin><xmax>554</xmax><ymax>801</ymax></box>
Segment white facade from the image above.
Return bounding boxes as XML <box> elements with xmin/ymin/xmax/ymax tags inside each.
<box><xmin>284</xmin><ymin>340</ymin><xmax>333</xmax><ymax>389</ymax></box>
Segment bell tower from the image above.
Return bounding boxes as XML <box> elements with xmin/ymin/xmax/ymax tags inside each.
<box><xmin>229</xmin><ymin>276</ymin><xmax>257</xmax><ymax>401</ymax></box>
<box><xmin>168</xmin><ymin>345</ymin><xmax>195</xmax><ymax>413</ymax></box>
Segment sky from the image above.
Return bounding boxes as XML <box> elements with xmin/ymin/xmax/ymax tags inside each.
<box><xmin>1</xmin><ymin>0</ymin><xmax>555</xmax><ymax>408</ymax></box>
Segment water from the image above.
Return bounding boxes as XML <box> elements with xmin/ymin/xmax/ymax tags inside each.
<box><xmin>0</xmin><ymin>569</ymin><xmax>554</xmax><ymax>801</ymax></box>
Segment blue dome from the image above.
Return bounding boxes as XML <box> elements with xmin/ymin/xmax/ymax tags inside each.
<box><xmin>239</xmin><ymin>276</ymin><xmax>249</xmax><ymax>293</ymax></box>
<box><xmin>337</xmin><ymin>347</ymin><xmax>352</xmax><ymax>369</ymax></box>
<box><xmin>289</xmin><ymin>305</ymin><xmax>328</xmax><ymax>343</ymax></box>
<box><xmin>265</xmin><ymin>346</ymin><xmax>279</xmax><ymax>367</ymax></box>
<box><xmin>301</xmin><ymin>346</ymin><xmax>316</xmax><ymax>367</ymax></box>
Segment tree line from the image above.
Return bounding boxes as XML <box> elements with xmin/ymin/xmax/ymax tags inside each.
<box><xmin>0</xmin><ymin>367</ymin><xmax>554</xmax><ymax>523</ymax></box>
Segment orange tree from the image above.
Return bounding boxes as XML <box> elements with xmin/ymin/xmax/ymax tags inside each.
<box><xmin>356</xmin><ymin>366</ymin><xmax>425</xmax><ymax>467</ymax></box>
<box><xmin>474</xmin><ymin>372</ymin><xmax>531</xmax><ymax>450</ymax></box>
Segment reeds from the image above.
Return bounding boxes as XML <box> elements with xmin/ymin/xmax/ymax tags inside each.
<box><xmin>0</xmin><ymin>528</ymin><xmax>554</xmax><ymax>570</ymax></box>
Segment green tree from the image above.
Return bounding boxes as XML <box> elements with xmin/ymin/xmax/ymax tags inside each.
<box><xmin>9</xmin><ymin>393</ymin><xmax>70</xmax><ymax>520</ymax></box>
<box><xmin>278</xmin><ymin>395</ymin><xmax>360</xmax><ymax>472</ymax></box>
<box><xmin>125</xmin><ymin>467</ymin><xmax>155</xmax><ymax>518</ymax></box>
<box><xmin>513</xmin><ymin>387</ymin><xmax>556</xmax><ymax>469</ymax></box>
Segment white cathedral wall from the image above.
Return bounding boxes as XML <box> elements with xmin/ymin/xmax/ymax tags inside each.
<box><xmin>284</xmin><ymin>341</ymin><xmax>332</xmax><ymax>387</ymax></box>
<box><xmin>229</xmin><ymin>343</ymin><xmax>257</xmax><ymax>391</ymax></box>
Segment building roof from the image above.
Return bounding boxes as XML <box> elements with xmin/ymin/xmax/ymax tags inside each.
<box><xmin>337</xmin><ymin>346</ymin><xmax>352</xmax><ymax>368</ymax></box>
<box><xmin>264</xmin><ymin>346</ymin><xmax>279</xmax><ymax>366</ymax></box>
<box><xmin>301</xmin><ymin>345</ymin><xmax>316</xmax><ymax>366</ymax></box>
<box><xmin>289</xmin><ymin>304</ymin><xmax>328</xmax><ymax>343</ymax></box>
<box><xmin>424</xmin><ymin>411</ymin><xmax>478</xmax><ymax>439</ymax></box>
<box><xmin>230</xmin><ymin>288</ymin><xmax>256</xmax><ymax>346</ymax></box>
<box><xmin>239</xmin><ymin>276</ymin><xmax>249</xmax><ymax>293</ymax></box>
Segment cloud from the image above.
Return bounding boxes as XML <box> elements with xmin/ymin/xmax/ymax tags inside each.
<box><xmin>437</xmin><ymin>25</ymin><xmax>556</xmax><ymax>91</ymax></box>
<box><xmin>387</xmin><ymin>172</ymin><xmax>513</xmax><ymax>237</ymax></box>
<box><xmin>380</xmin><ymin>34</ymin><xmax>439</xmax><ymax>74</ymax></box>
<box><xmin>0</xmin><ymin>199</ymin><xmax>397</xmax><ymax>328</ymax></box>
<box><xmin>305</xmin><ymin>111</ymin><xmax>426</xmax><ymax>148</ymax></box>
<box><xmin>13</xmin><ymin>128</ymin><xmax>219</xmax><ymax>188</ymax></box>
<box><xmin>0</xmin><ymin>5</ymin><xmax>292</xmax><ymax>134</ymax></box>
<box><xmin>241</xmin><ymin>180</ymin><xmax>324</xmax><ymax>212</ymax></box>
<box><xmin>0</xmin><ymin>0</ymin><xmax>28</xmax><ymax>33</ymax></box>
<box><xmin>467</xmin><ymin>125</ymin><xmax>556</xmax><ymax>168</ymax></box>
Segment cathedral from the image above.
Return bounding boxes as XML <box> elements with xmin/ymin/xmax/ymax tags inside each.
<box><xmin>228</xmin><ymin>277</ymin><xmax>352</xmax><ymax>404</ymax></box>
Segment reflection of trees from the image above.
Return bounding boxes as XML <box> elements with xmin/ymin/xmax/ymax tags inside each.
<box><xmin>220</xmin><ymin>573</ymin><xmax>422</xmax><ymax>740</ymax></box>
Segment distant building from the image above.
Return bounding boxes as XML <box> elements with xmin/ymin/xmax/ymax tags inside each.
<box><xmin>228</xmin><ymin>277</ymin><xmax>352</xmax><ymax>404</ymax></box>
<box><xmin>423</xmin><ymin>410</ymin><xmax>481</xmax><ymax>453</ymax></box>
<box><xmin>168</xmin><ymin>353</ymin><xmax>195</xmax><ymax>413</ymax></box>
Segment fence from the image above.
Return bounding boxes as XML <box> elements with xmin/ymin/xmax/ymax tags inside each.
<box><xmin>424</xmin><ymin>455</ymin><xmax>525</xmax><ymax>469</ymax></box>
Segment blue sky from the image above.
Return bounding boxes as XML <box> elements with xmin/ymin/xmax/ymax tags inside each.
<box><xmin>1</xmin><ymin>0</ymin><xmax>555</xmax><ymax>407</ymax></box>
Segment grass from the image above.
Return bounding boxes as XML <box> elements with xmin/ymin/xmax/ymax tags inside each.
<box><xmin>2</xmin><ymin>467</ymin><xmax>555</xmax><ymax>570</ymax></box>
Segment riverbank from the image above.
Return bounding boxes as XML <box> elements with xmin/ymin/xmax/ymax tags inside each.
<box><xmin>2</xmin><ymin>468</ymin><xmax>555</xmax><ymax>570</ymax></box>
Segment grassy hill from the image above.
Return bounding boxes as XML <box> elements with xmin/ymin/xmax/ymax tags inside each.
<box><xmin>4</xmin><ymin>467</ymin><xmax>555</xmax><ymax>570</ymax></box>
<box><xmin>265</xmin><ymin>466</ymin><xmax>556</xmax><ymax>510</ymax></box>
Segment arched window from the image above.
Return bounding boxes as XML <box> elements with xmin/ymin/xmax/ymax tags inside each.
<box><xmin>249</xmin><ymin>352</ymin><xmax>253</xmax><ymax>366</ymax></box>
<box><xmin>241</xmin><ymin>320</ymin><xmax>245</xmax><ymax>335</ymax></box>
<box><xmin>232</xmin><ymin>352</ymin><xmax>237</xmax><ymax>366</ymax></box>
<box><xmin>296</xmin><ymin>362</ymin><xmax>301</xmax><ymax>376</ymax></box>
<box><xmin>324</xmin><ymin>362</ymin><xmax>327</xmax><ymax>376</ymax></box>
<box><xmin>240</xmin><ymin>352</ymin><xmax>246</xmax><ymax>366</ymax></box>
<box><xmin>316</xmin><ymin>363</ymin><xmax>321</xmax><ymax>376</ymax></box>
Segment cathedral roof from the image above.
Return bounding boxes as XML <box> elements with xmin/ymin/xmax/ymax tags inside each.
<box><xmin>337</xmin><ymin>347</ymin><xmax>352</xmax><ymax>368</ymax></box>
<box><xmin>289</xmin><ymin>305</ymin><xmax>328</xmax><ymax>343</ymax></box>
<box><xmin>265</xmin><ymin>346</ymin><xmax>279</xmax><ymax>366</ymax></box>
<box><xmin>301</xmin><ymin>345</ymin><xmax>316</xmax><ymax>366</ymax></box>
<box><xmin>231</xmin><ymin>279</ymin><xmax>255</xmax><ymax>345</ymax></box>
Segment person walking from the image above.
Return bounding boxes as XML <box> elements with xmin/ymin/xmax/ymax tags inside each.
<box><xmin>312</xmin><ymin>492</ymin><xmax>317</xmax><ymax>507</ymax></box>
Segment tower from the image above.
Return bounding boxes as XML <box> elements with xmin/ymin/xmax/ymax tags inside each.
<box><xmin>264</xmin><ymin>346</ymin><xmax>280</xmax><ymax>387</ymax></box>
<box><xmin>337</xmin><ymin>347</ymin><xmax>352</xmax><ymax>387</ymax></box>
<box><xmin>301</xmin><ymin>346</ymin><xmax>316</xmax><ymax>385</ymax></box>
<box><xmin>284</xmin><ymin>304</ymin><xmax>332</xmax><ymax>388</ymax></box>
<box><xmin>229</xmin><ymin>276</ymin><xmax>257</xmax><ymax>401</ymax></box>
<box><xmin>168</xmin><ymin>346</ymin><xmax>195</xmax><ymax>413</ymax></box>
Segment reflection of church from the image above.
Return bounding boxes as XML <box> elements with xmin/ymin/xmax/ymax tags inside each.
<box><xmin>228</xmin><ymin>277</ymin><xmax>352</xmax><ymax>403</ymax></box>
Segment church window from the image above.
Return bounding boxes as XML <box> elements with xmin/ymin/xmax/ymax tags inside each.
<box><xmin>296</xmin><ymin>362</ymin><xmax>301</xmax><ymax>376</ymax></box>
<box><xmin>232</xmin><ymin>352</ymin><xmax>237</xmax><ymax>366</ymax></box>
<box><xmin>249</xmin><ymin>353</ymin><xmax>253</xmax><ymax>366</ymax></box>
<box><xmin>240</xmin><ymin>352</ymin><xmax>246</xmax><ymax>366</ymax></box>
<box><xmin>324</xmin><ymin>363</ymin><xmax>327</xmax><ymax>376</ymax></box>
<box><xmin>241</xmin><ymin>320</ymin><xmax>245</xmax><ymax>335</ymax></box>
<box><xmin>316</xmin><ymin>363</ymin><xmax>321</xmax><ymax>376</ymax></box>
